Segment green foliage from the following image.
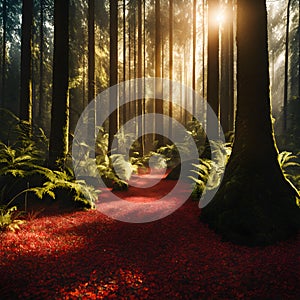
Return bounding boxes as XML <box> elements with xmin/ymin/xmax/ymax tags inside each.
<box><xmin>74</xmin><ymin>129</ymin><xmax>129</xmax><ymax>191</ymax></box>
<box><xmin>0</xmin><ymin>205</ymin><xmax>25</xmax><ymax>232</ymax></box>
<box><xmin>0</xmin><ymin>110</ymin><xmax>100</xmax><ymax>209</ymax></box>
<box><xmin>189</xmin><ymin>141</ymin><xmax>232</xmax><ymax>199</ymax></box>
<box><xmin>278</xmin><ymin>151</ymin><xmax>300</xmax><ymax>190</ymax></box>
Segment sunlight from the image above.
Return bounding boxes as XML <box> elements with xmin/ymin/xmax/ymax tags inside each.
<box><xmin>215</xmin><ymin>7</ymin><xmax>226</xmax><ymax>25</ymax></box>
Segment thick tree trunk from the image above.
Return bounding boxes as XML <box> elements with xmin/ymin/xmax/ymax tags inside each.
<box><xmin>49</xmin><ymin>0</ymin><xmax>70</xmax><ymax>168</ymax></box>
<box><xmin>201</xmin><ymin>0</ymin><xmax>300</xmax><ymax>246</ymax></box>
<box><xmin>20</xmin><ymin>0</ymin><xmax>33</xmax><ymax>126</ymax></box>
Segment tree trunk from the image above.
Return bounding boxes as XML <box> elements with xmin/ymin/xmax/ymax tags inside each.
<box><xmin>201</xmin><ymin>0</ymin><xmax>300</xmax><ymax>246</ymax></box>
<box><xmin>88</xmin><ymin>0</ymin><xmax>95</xmax><ymax>103</ymax></box>
<box><xmin>168</xmin><ymin>0</ymin><xmax>173</xmax><ymax>139</ymax></box>
<box><xmin>283</xmin><ymin>0</ymin><xmax>292</xmax><ymax>133</ymax></box>
<box><xmin>137</xmin><ymin>0</ymin><xmax>143</xmax><ymax>155</ymax></box>
<box><xmin>207</xmin><ymin>0</ymin><xmax>219</xmax><ymax>129</ymax></box>
<box><xmin>1</xmin><ymin>0</ymin><xmax>7</xmax><ymax>107</ymax></box>
<box><xmin>20</xmin><ymin>0</ymin><xmax>33</xmax><ymax>126</ymax></box>
<box><xmin>155</xmin><ymin>0</ymin><xmax>163</xmax><ymax>146</ymax></box>
<box><xmin>108</xmin><ymin>0</ymin><xmax>118</xmax><ymax>153</ymax></box>
<box><xmin>192</xmin><ymin>0</ymin><xmax>196</xmax><ymax>116</ymax></box>
<box><xmin>49</xmin><ymin>0</ymin><xmax>70</xmax><ymax>168</ymax></box>
<box><xmin>38</xmin><ymin>0</ymin><xmax>45</xmax><ymax>129</ymax></box>
<box><xmin>220</xmin><ymin>0</ymin><xmax>234</xmax><ymax>135</ymax></box>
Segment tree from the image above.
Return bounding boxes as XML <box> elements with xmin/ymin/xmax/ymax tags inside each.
<box><xmin>192</xmin><ymin>0</ymin><xmax>196</xmax><ymax>116</ymax></box>
<box><xmin>108</xmin><ymin>0</ymin><xmax>118</xmax><ymax>153</ymax></box>
<box><xmin>220</xmin><ymin>0</ymin><xmax>234</xmax><ymax>135</ymax></box>
<box><xmin>20</xmin><ymin>0</ymin><xmax>33</xmax><ymax>126</ymax></box>
<box><xmin>201</xmin><ymin>0</ymin><xmax>300</xmax><ymax>246</ymax></box>
<box><xmin>207</xmin><ymin>0</ymin><xmax>220</xmax><ymax>130</ymax></box>
<box><xmin>155</xmin><ymin>0</ymin><xmax>163</xmax><ymax>146</ymax></box>
<box><xmin>49</xmin><ymin>0</ymin><xmax>70</xmax><ymax>168</ymax></box>
<box><xmin>88</xmin><ymin>0</ymin><xmax>95</xmax><ymax>103</ymax></box>
<box><xmin>1</xmin><ymin>0</ymin><xmax>7</xmax><ymax>107</ymax></box>
<box><xmin>283</xmin><ymin>0</ymin><xmax>292</xmax><ymax>133</ymax></box>
<box><xmin>168</xmin><ymin>0</ymin><xmax>173</xmax><ymax>138</ymax></box>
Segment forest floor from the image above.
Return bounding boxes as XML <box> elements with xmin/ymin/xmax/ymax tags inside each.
<box><xmin>0</xmin><ymin>171</ymin><xmax>299</xmax><ymax>299</ymax></box>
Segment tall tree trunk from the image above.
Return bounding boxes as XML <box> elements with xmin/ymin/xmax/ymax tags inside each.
<box><xmin>20</xmin><ymin>0</ymin><xmax>33</xmax><ymax>126</ymax></box>
<box><xmin>207</xmin><ymin>0</ymin><xmax>220</xmax><ymax>129</ymax></box>
<box><xmin>201</xmin><ymin>0</ymin><xmax>300</xmax><ymax>246</ymax></box>
<box><xmin>192</xmin><ymin>0</ymin><xmax>197</xmax><ymax>116</ymax></box>
<box><xmin>1</xmin><ymin>0</ymin><xmax>7</xmax><ymax>107</ymax></box>
<box><xmin>137</xmin><ymin>0</ymin><xmax>143</xmax><ymax>154</ymax></box>
<box><xmin>38</xmin><ymin>0</ymin><xmax>45</xmax><ymax>128</ymax></box>
<box><xmin>168</xmin><ymin>0</ymin><xmax>173</xmax><ymax>139</ymax></box>
<box><xmin>122</xmin><ymin>0</ymin><xmax>126</xmax><ymax>126</ymax></box>
<box><xmin>220</xmin><ymin>0</ymin><xmax>234</xmax><ymax>135</ymax></box>
<box><xmin>88</xmin><ymin>0</ymin><xmax>95</xmax><ymax>103</ymax></box>
<box><xmin>283</xmin><ymin>0</ymin><xmax>292</xmax><ymax>133</ymax></box>
<box><xmin>155</xmin><ymin>0</ymin><xmax>163</xmax><ymax>146</ymax></box>
<box><xmin>49</xmin><ymin>0</ymin><xmax>70</xmax><ymax>168</ymax></box>
<box><xmin>108</xmin><ymin>0</ymin><xmax>118</xmax><ymax>153</ymax></box>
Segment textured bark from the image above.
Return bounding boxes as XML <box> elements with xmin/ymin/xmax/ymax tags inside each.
<box><xmin>20</xmin><ymin>0</ymin><xmax>33</xmax><ymax>126</ymax></box>
<box><xmin>49</xmin><ymin>0</ymin><xmax>69</xmax><ymax>168</ymax></box>
<box><xmin>201</xmin><ymin>0</ymin><xmax>300</xmax><ymax>246</ymax></box>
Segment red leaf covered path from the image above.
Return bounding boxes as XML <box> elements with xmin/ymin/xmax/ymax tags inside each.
<box><xmin>0</xmin><ymin>173</ymin><xmax>299</xmax><ymax>299</ymax></box>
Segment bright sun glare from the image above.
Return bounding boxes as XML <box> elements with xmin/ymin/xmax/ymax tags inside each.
<box><xmin>215</xmin><ymin>8</ymin><xmax>226</xmax><ymax>25</ymax></box>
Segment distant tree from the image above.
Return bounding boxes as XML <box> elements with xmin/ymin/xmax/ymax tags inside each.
<box><xmin>49</xmin><ymin>0</ymin><xmax>70</xmax><ymax>168</ymax></box>
<box><xmin>201</xmin><ymin>0</ymin><xmax>300</xmax><ymax>246</ymax></box>
<box><xmin>20</xmin><ymin>0</ymin><xmax>33</xmax><ymax>126</ymax></box>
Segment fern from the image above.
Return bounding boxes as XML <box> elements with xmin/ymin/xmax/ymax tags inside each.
<box><xmin>0</xmin><ymin>205</ymin><xmax>25</xmax><ymax>232</ymax></box>
<box><xmin>278</xmin><ymin>151</ymin><xmax>300</xmax><ymax>190</ymax></box>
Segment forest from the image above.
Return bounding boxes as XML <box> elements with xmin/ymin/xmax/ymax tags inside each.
<box><xmin>0</xmin><ymin>0</ymin><xmax>299</xmax><ymax>299</ymax></box>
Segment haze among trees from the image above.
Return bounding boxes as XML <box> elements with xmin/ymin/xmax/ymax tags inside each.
<box><xmin>0</xmin><ymin>0</ymin><xmax>299</xmax><ymax>246</ymax></box>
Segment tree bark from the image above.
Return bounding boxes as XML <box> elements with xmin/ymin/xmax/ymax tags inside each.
<box><xmin>201</xmin><ymin>0</ymin><xmax>300</xmax><ymax>246</ymax></box>
<box><xmin>155</xmin><ymin>0</ymin><xmax>163</xmax><ymax>146</ymax></box>
<box><xmin>207</xmin><ymin>0</ymin><xmax>219</xmax><ymax>129</ymax></box>
<box><xmin>1</xmin><ymin>0</ymin><xmax>7</xmax><ymax>107</ymax></box>
<box><xmin>49</xmin><ymin>0</ymin><xmax>70</xmax><ymax>168</ymax></box>
<box><xmin>88</xmin><ymin>0</ymin><xmax>95</xmax><ymax>103</ymax></box>
<box><xmin>283</xmin><ymin>0</ymin><xmax>292</xmax><ymax>133</ymax></box>
<box><xmin>220</xmin><ymin>0</ymin><xmax>234</xmax><ymax>135</ymax></box>
<box><xmin>108</xmin><ymin>0</ymin><xmax>118</xmax><ymax>153</ymax></box>
<box><xmin>20</xmin><ymin>0</ymin><xmax>33</xmax><ymax>126</ymax></box>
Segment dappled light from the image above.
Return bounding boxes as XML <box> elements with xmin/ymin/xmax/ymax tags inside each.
<box><xmin>0</xmin><ymin>0</ymin><xmax>299</xmax><ymax>298</ymax></box>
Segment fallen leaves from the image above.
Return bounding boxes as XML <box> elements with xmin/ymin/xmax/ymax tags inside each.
<box><xmin>0</xmin><ymin>190</ymin><xmax>299</xmax><ymax>299</ymax></box>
